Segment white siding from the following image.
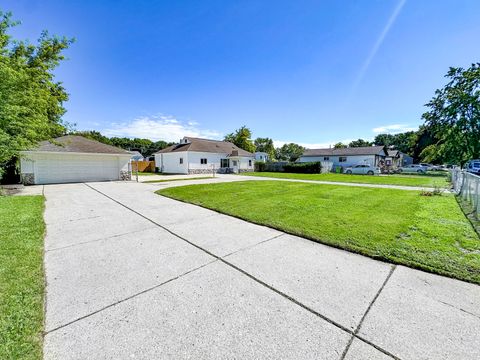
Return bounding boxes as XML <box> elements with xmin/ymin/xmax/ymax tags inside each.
<box><xmin>155</xmin><ymin>152</ymin><xmax>189</xmax><ymax>174</ymax></box>
<box><xmin>255</xmin><ymin>152</ymin><xmax>269</xmax><ymax>161</ymax></box>
<box><xmin>299</xmin><ymin>155</ymin><xmax>377</xmax><ymax>167</ymax></box>
<box><xmin>187</xmin><ymin>152</ymin><xmax>224</xmax><ymax>171</ymax></box>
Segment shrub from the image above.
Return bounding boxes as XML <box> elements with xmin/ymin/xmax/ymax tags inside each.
<box><xmin>255</xmin><ymin>162</ymin><xmax>286</xmax><ymax>172</ymax></box>
<box><xmin>254</xmin><ymin>161</ymin><xmax>266</xmax><ymax>172</ymax></box>
<box><xmin>283</xmin><ymin>162</ymin><xmax>321</xmax><ymax>174</ymax></box>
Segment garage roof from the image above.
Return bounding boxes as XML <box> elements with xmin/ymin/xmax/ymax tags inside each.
<box><xmin>30</xmin><ymin>135</ymin><xmax>130</xmax><ymax>155</ymax></box>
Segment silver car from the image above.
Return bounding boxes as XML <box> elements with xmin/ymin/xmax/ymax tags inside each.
<box><xmin>398</xmin><ymin>164</ymin><xmax>428</xmax><ymax>174</ymax></box>
<box><xmin>345</xmin><ymin>164</ymin><xmax>380</xmax><ymax>175</ymax></box>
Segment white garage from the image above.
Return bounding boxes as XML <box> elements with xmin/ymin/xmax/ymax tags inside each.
<box><xmin>20</xmin><ymin>135</ymin><xmax>132</xmax><ymax>185</ymax></box>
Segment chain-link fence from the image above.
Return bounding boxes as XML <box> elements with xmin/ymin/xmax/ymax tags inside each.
<box><xmin>453</xmin><ymin>169</ymin><xmax>480</xmax><ymax>220</ymax></box>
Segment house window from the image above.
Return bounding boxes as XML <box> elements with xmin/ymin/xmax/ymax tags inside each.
<box><xmin>232</xmin><ymin>160</ymin><xmax>238</xmax><ymax>167</ymax></box>
<box><xmin>179</xmin><ymin>157</ymin><xmax>183</xmax><ymax>164</ymax></box>
<box><xmin>249</xmin><ymin>160</ymin><xmax>252</xmax><ymax>166</ymax></box>
<box><xmin>220</xmin><ymin>159</ymin><xmax>229</xmax><ymax>168</ymax></box>
<box><xmin>200</xmin><ymin>158</ymin><xmax>207</xmax><ymax>164</ymax></box>
<box><xmin>339</xmin><ymin>156</ymin><xmax>347</xmax><ymax>162</ymax></box>
<box><xmin>324</xmin><ymin>156</ymin><xmax>329</xmax><ymax>161</ymax></box>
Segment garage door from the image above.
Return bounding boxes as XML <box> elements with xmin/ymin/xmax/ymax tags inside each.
<box><xmin>35</xmin><ymin>155</ymin><xmax>120</xmax><ymax>184</ymax></box>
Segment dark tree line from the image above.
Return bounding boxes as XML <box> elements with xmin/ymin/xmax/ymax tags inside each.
<box><xmin>72</xmin><ymin>130</ymin><xmax>174</xmax><ymax>157</ymax></box>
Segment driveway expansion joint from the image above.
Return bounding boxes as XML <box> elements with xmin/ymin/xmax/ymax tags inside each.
<box><xmin>84</xmin><ymin>183</ymin><xmax>400</xmax><ymax>359</ymax></box>
<box><xmin>221</xmin><ymin>233</ymin><xmax>286</xmax><ymax>258</ymax></box>
<box><xmin>340</xmin><ymin>265</ymin><xmax>398</xmax><ymax>360</ymax></box>
<box><xmin>44</xmin><ymin>259</ymin><xmax>218</xmax><ymax>335</ymax></box>
<box><xmin>45</xmin><ymin>227</ymin><xmax>157</xmax><ymax>252</ymax></box>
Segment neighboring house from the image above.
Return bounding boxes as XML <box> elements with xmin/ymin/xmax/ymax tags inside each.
<box><xmin>385</xmin><ymin>149</ymin><xmax>413</xmax><ymax>167</ymax></box>
<box><xmin>128</xmin><ymin>150</ymin><xmax>144</xmax><ymax>161</ymax></box>
<box><xmin>298</xmin><ymin>145</ymin><xmax>387</xmax><ymax>168</ymax></box>
<box><xmin>154</xmin><ymin>137</ymin><xmax>254</xmax><ymax>174</ymax></box>
<box><xmin>255</xmin><ymin>152</ymin><xmax>269</xmax><ymax>162</ymax></box>
<box><xmin>19</xmin><ymin>135</ymin><xmax>132</xmax><ymax>185</ymax></box>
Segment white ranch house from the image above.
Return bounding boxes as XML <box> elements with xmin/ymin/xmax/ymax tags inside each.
<box><xmin>298</xmin><ymin>145</ymin><xmax>388</xmax><ymax>169</ymax></box>
<box><xmin>154</xmin><ymin>137</ymin><xmax>254</xmax><ymax>174</ymax></box>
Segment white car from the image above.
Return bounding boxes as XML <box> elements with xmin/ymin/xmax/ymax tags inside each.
<box><xmin>398</xmin><ymin>164</ymin><xmax>428</xmax><ymax>174</ymax></box>
<box><xmin>465</xmin><ymin>159</ymin><xmax>480</xmax><ymax>175</ymax></box>
<box><xmin>345</xmin><ymin>164</ymin><xmax>380</xmax><ymax>175</ymax></box>
<box><xmin>419</xmin><ymin>163</ymin><xmax>434</xmax><ymax>170</ymax></box>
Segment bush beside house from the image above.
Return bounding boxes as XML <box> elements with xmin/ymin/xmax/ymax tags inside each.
<box><xmin>255</xmin><ymin>161</ymin><xmax>321</xmax><ymax>174</ymax></box>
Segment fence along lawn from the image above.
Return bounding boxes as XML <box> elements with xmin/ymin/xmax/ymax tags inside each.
<box><xmin>240</xmin><ymin>171</ymin><xmax>448</xmax><ymax>187</ymax></box>
<box><xmin>158</xmin><ymin>181</ymin><xmax>480</xmax><ymax>284</ymax></box>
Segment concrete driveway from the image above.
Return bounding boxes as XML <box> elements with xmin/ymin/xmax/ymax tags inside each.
<box><xmin>43</xmin><ymin>181</ymin><xmax>480</xmax><ymax>360</ymax></box>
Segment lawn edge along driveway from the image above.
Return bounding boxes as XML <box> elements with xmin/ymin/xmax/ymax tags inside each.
<box><xmin>157</xmin><ymin>181</ymin><xmax>480</xmax><ymax>285</ymax></box>
<box><xmin>240</xmin><ymin>171</ymin><xmax>448</xmax><ymax>188</ymax></box>
<box><xmin>0</xmin><ymin>195</ymin><xmax>45</xmax><ymax>360</ymax></box>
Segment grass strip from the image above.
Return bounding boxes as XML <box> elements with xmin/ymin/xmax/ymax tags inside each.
<box><xmin>0</xmin><ymin>195</ymin><xmax>45</xmax><ymax>359</ymax></box>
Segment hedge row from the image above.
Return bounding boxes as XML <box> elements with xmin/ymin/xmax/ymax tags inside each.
<box><xmin>283</xmin><ymin>161</ymin><xmax>321</xmax><ymax>173</ymax></box>
<box><xmin>255</xmin><ymin>161</ymin><xmax>321</xmax><ymax>174</ymax></box>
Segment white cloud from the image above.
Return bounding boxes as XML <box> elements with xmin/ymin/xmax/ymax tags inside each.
<box><xmin>372</xmin><ymin>124</ymin><xmax>416</xmax><ymax>134</ymax></box>
<box><xmin>273</xmin><ymin>139</ymin><xmax>356</xmax><ymax>149</ymax></box>
<box><xmin>103</xmin><ymin>115</ymin><xmax>222</xmax><ymax>142</ymax></box>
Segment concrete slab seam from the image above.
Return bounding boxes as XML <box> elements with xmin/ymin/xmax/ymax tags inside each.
<box><xmin>340</xmin><ymin>265</ymin><xmax>398</xmax><ymax>360</ymax></box>
<box><xmin>45</xmin><ymin>227</ymin><xmax>157</xmax><ymax>252</ymax></box>
<box><xmin>84</xmin><ymin>183</ymin><xmax>402</xmax><ymax>359</ymax></box>
<box><xmin>44</xmin><ymin>259</ymin><xmax>218</xmax><ymax>335</ymax></box>
<box><xmin>221</xmin><ymin>233</ymin><xmax>286</xmax><ymax>258</ymax></box>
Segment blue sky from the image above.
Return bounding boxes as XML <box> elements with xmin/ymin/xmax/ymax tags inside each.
<box><xmin>4</xmin><ymin>0</ymin><xmax>480</xmax><ymax>147</ymax></box>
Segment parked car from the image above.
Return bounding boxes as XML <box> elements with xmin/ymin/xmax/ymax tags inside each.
<box><xmin>397</xmin><ymin>164</ymin><xmax>428</xmax><ymax>174</ymax></box>
<box><xmin>419</xmin><ymin>163</ymin><xmax>435</xmax><ymax>171</ymax></box>
<box><xmin>344</xmin><ymin>164</ymin><xmax>380</xmax><ymax>175</ymax></box>
<box><xmin>465</xmin><ymin>159</ymin><xmax>480</xmax><ymax>175</ymax></box>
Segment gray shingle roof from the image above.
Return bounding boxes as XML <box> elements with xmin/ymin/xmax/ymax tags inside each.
<box><xmin>302</xmin><ymin>145</ymin><xmax>386</xmax><ymax>157</ymax></box>
<box><xmin>30</xmin><ymin>135</ymin><xmax>130</xmax><ymax>155</ymax></box>
<box><xmin>156</xmin><ymin>137</ymin><xmax>254</xmax><ymax>157</ymax></box>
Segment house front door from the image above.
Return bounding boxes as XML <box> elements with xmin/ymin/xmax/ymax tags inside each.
<box><xmin>232</xmin><ymin>160</ymin><xmax>239</xmax><ymax>173</ymax></box>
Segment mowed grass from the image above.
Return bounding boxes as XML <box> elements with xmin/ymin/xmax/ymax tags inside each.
<box><xmin>158</xmin><ymin>181</ymin><xmax>480</xmax><ymax>284</ymax></box>
<box><xmin>0</xmin><ymin>196</ymin><xmax>45</xmax><ymax>360</ymax></box>
<box><xmin>241</xmin><ymin>171</ymin><xmax>448</xmax><ymax>187</ymax></box>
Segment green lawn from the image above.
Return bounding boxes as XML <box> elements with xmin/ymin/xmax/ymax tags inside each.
<box><xmin>158</xmin><ymin>181</ymin><xmax>480</xmax><ymax>284</ymax></box>
<box><xmin>241</xmin><ymin>171</ymin><xmax>448</xmax><ymax>187</ymax></box>
<box><xmin>143</xmin><ymin>176</ymin><xmax>213</xmax><ymax>183</ymax></box>
<box><xmin>0</xmin><ymin>196</ymin><xmax>45</xmax><ymax>360</ymax></box>
<box><xmin>135</xmin><ymin>172</ymin><xmax>157</xmax><ymax>176</ymax></box>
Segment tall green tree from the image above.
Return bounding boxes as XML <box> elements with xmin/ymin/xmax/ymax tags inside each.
<box><xmin>373</xmin><ymin>131</ymin><xmax>416</xmax><ymax>155</ymax></box>
<box><xmin>275</xmin><ymin>143</ymin><xmax>305</xmax><ymax>162</ymax></box>
<box><xmin>254</xmin><ymin>137</ymin><xmax>275</xmax><ymax>160</ymax></box>
<box><xmin>72</xmin><ymin>130</ymin><xmax>112</xmax><ymax>145</ymax></box>
<box><xmin>71</xmin><ymin>131</ymin><xmax>172</xmax><ymax>157</ymax></box>
<box><xmin>421</xmin><ymin>63</ymin><xmax>480</xmax><ymax>165</ymax></box>
<box><xmin>333</xmin><ymin>142</ymin><xmax>347</xmax><ymax>149</ymax></box>
<box><xmin>0</xmin><ymin>11</ymin><xmax>73</xmax><ymax>180</ymax></box>
<box><xmin>224</xmin><ymin>126</ymin><xmax>256</xmax><ymax>153</ymax></box>
<box><xmin>348</xmin><ymin>139</ymin><xmax>372</xmax><ymax>148</ymax></box>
